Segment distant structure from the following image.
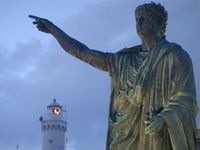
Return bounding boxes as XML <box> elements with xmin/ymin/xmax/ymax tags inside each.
<box><xmin>197</xmin><ymin>129</ymin><xmax>200</xmax><ymax>150</ymax></box>
<box><xmin>40</xmin><ymin>99</ymin><xmax>67</xmax><ymax>150</ymax></box>
<box><xmin>16</xmin><ymin>144</ymin><xmax>19</xmax><ymax>150</ymax></box>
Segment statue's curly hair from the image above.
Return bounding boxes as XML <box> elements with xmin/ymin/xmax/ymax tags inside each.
<box><xmin>135</xmin><ymin>2</ymin><xmax>168</xmax><ymax>39</ymax></box>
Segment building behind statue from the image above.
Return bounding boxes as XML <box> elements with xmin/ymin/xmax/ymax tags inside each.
<box><xmin>197</xmin><ymin>129</ymin><xmax>200</xmax><ymax>150</ymax></box>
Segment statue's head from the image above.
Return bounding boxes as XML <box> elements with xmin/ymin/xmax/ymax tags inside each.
<box><xmin>135</xmin><ymin>2</ymin><xmax>168</xmax><ymax>40</ymax></box>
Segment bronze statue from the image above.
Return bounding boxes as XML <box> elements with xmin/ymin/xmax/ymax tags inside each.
<box><xmin>29</xmin><ymin>2</ymin><xmax>199</xmax><ymax>150</ymax></box>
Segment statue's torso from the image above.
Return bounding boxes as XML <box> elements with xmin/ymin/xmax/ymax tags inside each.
<box><xmin>108</xmin><ymin>40</ymin><xmax>175</xmax><ymax>150</ymax></box>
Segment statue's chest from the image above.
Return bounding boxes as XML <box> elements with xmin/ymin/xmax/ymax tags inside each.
<box><xmin>115</xmin><ymin>52</ymin><xmax>146</xmax><ymax>91</ymax></box>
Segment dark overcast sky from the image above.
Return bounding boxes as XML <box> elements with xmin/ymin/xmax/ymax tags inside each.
<box><xmin>0</xmin><ymin>0</ymin><xmax>199</xmax><ymax>150</ymax></box>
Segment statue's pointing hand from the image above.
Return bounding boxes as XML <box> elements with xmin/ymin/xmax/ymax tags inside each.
<box><xmin>29</xmin><ymin>15</ymin><xmax>54</xmax><ymax>33</ymax></box>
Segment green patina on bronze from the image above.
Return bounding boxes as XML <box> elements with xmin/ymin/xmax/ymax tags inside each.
<box><xmin>29</xmin><ymin>2</ymin><xmax>199</xmax><ymax>150</ymax></box>
<box><xmin>106</xmin><ymin>40</ymin><xmax>198</xmax><ymax>150</ymax></box>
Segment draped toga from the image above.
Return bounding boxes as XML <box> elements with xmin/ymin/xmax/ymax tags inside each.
<box><xmin>69</xmin><ymin>39</ymin><xmax>199</xmax><ymax>150</ymax></box>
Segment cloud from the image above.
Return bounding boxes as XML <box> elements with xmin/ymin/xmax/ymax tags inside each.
<box><xmin>0</xmin><ymin>28</ymin><xmax>110</xmax><ymax>150</ymax></box>
<box><xmin>60</xmin><ymin>0</ymin><xmax>138</xmax><ymax>51</ymax></box>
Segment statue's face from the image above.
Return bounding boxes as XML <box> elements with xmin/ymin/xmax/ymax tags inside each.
<box><xmin>135</xmin><ymin>10</ymin><xmax>156</xmax><ymax>39</ymax></box>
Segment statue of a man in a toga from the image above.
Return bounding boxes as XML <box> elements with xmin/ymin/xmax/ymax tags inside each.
<box><xmin>30</xmin><ymin>2</ymin><xmax>199</xmax><ymax>150</ymax></box>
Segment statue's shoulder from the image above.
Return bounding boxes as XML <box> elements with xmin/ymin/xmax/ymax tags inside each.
<box><xmin>166</xmin><ymin>42</ymin><xmax>191</xmax><ymax>62</ymax></box>
<box><xmin>116</xmin><ymin>45</ymin><xmax>141</xmax><ymax>54</ymax></box>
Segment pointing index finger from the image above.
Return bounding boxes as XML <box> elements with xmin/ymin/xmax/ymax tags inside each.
<box><xmin>28</xmin><ymin>15</ymin><xmax>42</xmax><ymax>21</ymax></box>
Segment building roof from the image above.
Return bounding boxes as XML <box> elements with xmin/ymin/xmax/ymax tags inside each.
<box><xmin>47</xmin><ymin>98</ymin><xmax>62</xmax><ymax>108</ymax></box>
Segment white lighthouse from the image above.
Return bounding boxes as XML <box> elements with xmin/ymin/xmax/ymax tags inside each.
<box><xmin>40</xmin><ymin>99</ymin><xmax>67</xmax><ymax>150</ymax></box>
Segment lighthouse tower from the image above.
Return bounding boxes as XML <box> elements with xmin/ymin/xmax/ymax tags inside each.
<box><xmin>40</xmin><ymin>99</ymin><xmax>67</xmax><ymax>150</ymax></box>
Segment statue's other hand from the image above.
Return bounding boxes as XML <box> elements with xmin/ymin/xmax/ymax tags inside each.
<box><xmin>144</xmin><ymin>115</ymin><xmax>164</xmax><ymax>135</ymax></box>
<box><xmin>29</xmin><ymin>15</ymin><xmax>54</xmax><ymax>33</ymax></box>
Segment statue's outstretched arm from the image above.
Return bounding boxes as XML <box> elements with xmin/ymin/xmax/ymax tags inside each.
<box><xmin>29</xmin><ymin>15</ymin><xmax>114</xmax><ymax>72</ymax></box>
